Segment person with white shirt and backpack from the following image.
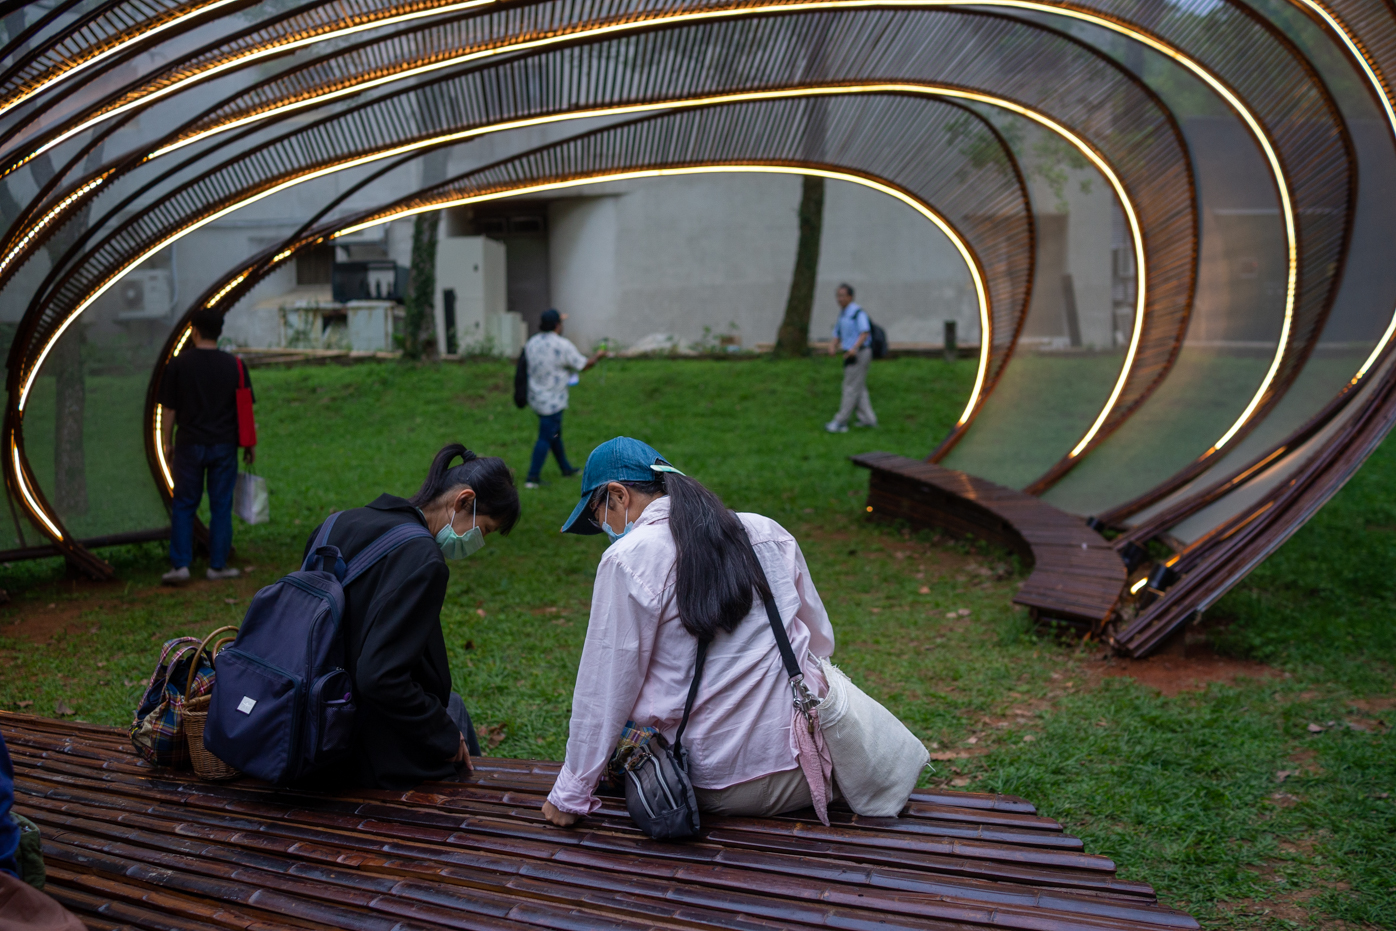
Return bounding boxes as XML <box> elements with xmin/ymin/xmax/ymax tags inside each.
<box><xmin>522</xmin><ymin>309</ymin><xmax>605</xmax><ymax>489</ymax></box>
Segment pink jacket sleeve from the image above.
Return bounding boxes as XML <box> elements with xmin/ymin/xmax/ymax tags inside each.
<box><xmin>547</xmin><ymin>555</ymin><xmax>661</xmax><ymax>814</ymax></box>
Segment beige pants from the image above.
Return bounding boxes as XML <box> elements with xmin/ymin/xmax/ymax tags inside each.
<box><xmin>694</xmin><ymin>767</ymin><xmax>837</xmax><ymax>817</ymax></box>
<box><xmin>834</xmin><ymin>347</ymin><xmax>876</xmax><ymax>427</ymax></box>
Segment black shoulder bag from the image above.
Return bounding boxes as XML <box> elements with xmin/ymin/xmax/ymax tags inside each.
<box><xmin>623</xmin><ymin>539</ymin><xmax>819</xmax><ymax>839</ymax></box>
<box><xmin>623</xmin><ymin>639</ymin><xmax>708</xmax><ymax>839</ymax></box>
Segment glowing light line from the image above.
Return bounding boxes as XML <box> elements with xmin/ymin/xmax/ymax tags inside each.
<box><xmin>332</xmin><ymin>164</ymin><xmax>990</xmax><ymax>418</ymax></box>
<box><xmin>7</xmin><ymin>0</ymin><xmax>497</xmax><ymax>175</ymax></box>
<box><xmin>154</xmin><ymin>325</ymin><xmax>195</xmax><ymax>490</ymax></box>
<box><xmin>11</xmin><ymin>445</ymin><xmax>61</xmax><ymax>539</ymax></box>
<box><xmin>0</xmin><ymin>175</ymin><xmax>107</xmax><ymax>277</ymax></box>
<box><xmin>206</xmin><ymin>272</ymin><xmax>249</xmax><ymax>308</ymax></box>
<box><xmin>25</xmin><ymin>81</ymin><xmax>1094</xmax><ymax>417</ymax></box>
<box><xmin>126</xmin><ymin>0</ymin><xmax>1264</xmax><ymax>450</ymax></box>
<box><xmin>0</xmin><ymin>0</ymin><xmax>245</xmax><ymax>120</ymax></box>
<box><xmin>1289</xmin><ymin>1</ymin><xmax>1396</xmax><ymax>385</ymax></box>
<box><xmin>154</xmin><ymin>405</ymin><xmax>173</xmax><ymax>490</ymax></box>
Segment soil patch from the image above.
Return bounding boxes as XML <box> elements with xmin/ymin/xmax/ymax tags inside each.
<box><xmin>1101</xmin><ymin>643</ymin><xmax>1281</xmax><ymax>697</ymax></box>
<box><xmin>0</xmin><ymin>569</ymin><xmax>265</xmax><ymax>645</ymax></box>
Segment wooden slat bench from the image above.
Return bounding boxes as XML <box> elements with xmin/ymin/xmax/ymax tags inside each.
<box><xmin>852</xmin><ymin>452</ymin><xmax>1127</xmax><ymax>628</ymax></box>
<box><xmin>2</xmin><ymin>713</ymin><xmax>1196</xmax><ymax>931</ymax></box>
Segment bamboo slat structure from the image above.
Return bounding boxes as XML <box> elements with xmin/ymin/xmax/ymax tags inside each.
<box><xmin>853</xmin><ymin>453</ymin><xmax>1126</xmax><ymax>629</ymax></box>
<box><xmin>1</xmin><ymin>712</ymin><xmax>1197</xmax><ymax>931</ymax></box>
<box><xmin>0</xmin><ymin>0</ymin><xmax>1394</xmax><ymax>656</ymax></box>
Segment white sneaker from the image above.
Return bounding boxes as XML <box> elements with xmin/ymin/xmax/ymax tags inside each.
<box><xmin>206</xmin><ymin>567</ymin><xmax>241</xmax><ymax>580</ymax></box>
<box><xmin>824</xmin><ymin>421</ymin><xmax>849</xmax><ymax>433</ymax></box>
<box><xmin>161</xmin><ymin>566</ymin><xmax>190</xmax><ymax>586</ymax></box>
<box><xmin>524</xmin><ymin>481</ymin><xmax>541</xmax><ymax>489</ymax></box>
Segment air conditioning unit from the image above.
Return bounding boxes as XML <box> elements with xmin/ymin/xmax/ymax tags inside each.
<box><xmin>115</xmin><ymin>270</ymin><xmax>172</xmax><ymax>320</ymax></box>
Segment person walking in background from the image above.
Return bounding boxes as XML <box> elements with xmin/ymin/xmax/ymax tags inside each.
<box><xmin>825</xmin><ymin>283</ymin><xmax>877</xmax><ymax>433</ymax></box>
<box><xmin>159</xmin><ymin>308</ymin><xmax>255</xmax><ymax>585</ymax></box>
<box><xmin>524</xmin><ymin>308</ymin><xmax>606</xmax><ymax>489</ymax></box>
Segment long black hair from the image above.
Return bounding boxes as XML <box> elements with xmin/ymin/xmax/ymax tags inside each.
<box><xmin>411</xmin><ymin>444</ymin><xmax>520</xmax><ymax>534</ymax></box>
<box><xmin>589</xmin><ymin>472</ymin><xmax>767</xmax><ymax>640</ymax></box>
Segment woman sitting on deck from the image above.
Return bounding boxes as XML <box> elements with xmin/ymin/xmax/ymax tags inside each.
<box><xmin>542</xmin><ymin>437</ymin><xmax>836</xmax><ymax>826</ymax></box>
<box><xmin>305</xmin><ymin>443</ymin><xmax>519</xmax><ymax>789</ymax></box>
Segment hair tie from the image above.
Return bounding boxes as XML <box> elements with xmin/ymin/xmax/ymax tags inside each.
<box><xmin>651</xmin><ymin>463</ymin><xmax>684</xmax><ymax>476</ymax></box>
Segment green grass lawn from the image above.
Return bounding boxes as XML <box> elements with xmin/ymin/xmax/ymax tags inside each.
<box><xmin>1</xmin><ymin>355</ymin><xmax>1392</xmax><ymax>930</ymax></box>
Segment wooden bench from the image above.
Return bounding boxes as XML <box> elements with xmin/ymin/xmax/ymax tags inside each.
<box><xmin>3</xmin><ymin>713</ymin><xmax>1197</xmax><ymax>931</ymax></box>
<box><xmin>853</xmin><ymin>452</ymin><xmax>1127</xmax><ymax>629</ymax></box>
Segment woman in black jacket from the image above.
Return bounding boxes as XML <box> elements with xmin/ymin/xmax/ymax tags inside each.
<box><xmin>304</xmin><ymin>444</ymin><xmax>519</xmax><ymax>788</ymax></box>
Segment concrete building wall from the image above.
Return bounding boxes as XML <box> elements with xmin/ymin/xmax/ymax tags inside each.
<box><xmin>545</xmin><ymin>173</ymin><xmax>983</xmax><ymax>353</ymax></box>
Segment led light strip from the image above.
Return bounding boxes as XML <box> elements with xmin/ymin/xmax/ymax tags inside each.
<box><xmin>22</xmin><ymin>81</ymin><xmax>1105</xmax><ymax>417</ymax></box>
<box><xmin>124</xmin><ymin>0</ymin><xmax>1272</xmax><ymax>450</ymax></box>
<box><xmin>11</xmin><ymin>445</ymin><xmax>61</xmax><ymax>538</ymax></box>
<box><xmin>205</xmin><ymin>271</ymin><xmax>249</xmax><ymax>308</ymax></box>
<box><xmin>12</xmin><ymin>0</ymin><xmax>1292</xmax><ymax>454</ymax></box>
<box><xmin>166</xmin><ymin>79</ymin><xmax>1145</xmax><ymax>434</ymax></box>
<box><xmin>0</xmin><ymin>174</ymin><xmax>108</xmax><ymax>278</ymax></box>
<box><xmin>0</xmin><ymin>0</ymin><xmax>245</xmax><ymax>120</ymax></box>
<box><xmin>5</xmin><ymin>0</ymin><xmax>498</xmax><ymax>176</ymax></box>
<box><xmin>150</xmin><ymin>158</ymin><xmax>993</xmax><ymax>489</ymax></box>
<box><xmin>1290</xmin><ymin>1</ymin><xmax>1396</xmax><ymax>386</ymax></box>
<box><xmin>152</xmin><ymin>325</ymin><xmax>196</xmax><ymax>490</ymax></box>
<box><xmin>341</xmin><ymin>164</ymin><xmax>989</xmax><ymax>418</ymax></box>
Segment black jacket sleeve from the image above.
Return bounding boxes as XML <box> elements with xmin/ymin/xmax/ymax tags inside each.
<box><xmin>354</xmin><ymin>550</ymin><xmax>460</xmax><ymax>767</ymax></box>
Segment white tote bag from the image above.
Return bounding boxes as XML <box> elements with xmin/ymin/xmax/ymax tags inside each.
<box><xmin>816</xmin><ymin>658</ymin><xmax>929</xmax><ymax>817</ymax></box>
<box><xmin>233</xmin><ymin>471</ymin><xmax>270</xmax><ymax>525</ymax></box>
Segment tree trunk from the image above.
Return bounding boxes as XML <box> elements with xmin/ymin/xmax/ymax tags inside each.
<box><xmin>402</xmin><ymin>210</ymin><xmax>440</xmax><ymax>360</ymax></box>
<box><xmin>774</xmin><ymin>175</ymin><xmax>825</xmax><ymax>357</ymax></box>
<box><xmin>52</xmin><ymin>330</ymin><xmax>87</xmax><ymax>516</ymax></box>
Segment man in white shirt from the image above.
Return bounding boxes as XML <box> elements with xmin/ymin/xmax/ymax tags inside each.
<box><xmin>523</xmin><ymin>309</ymin><xmax>605</xmax><ymax>488</ymax></box>
<box><xmin>825</xmin><ymin>283</ymin><xmax>877</xmax><ymax>433</ymax></box>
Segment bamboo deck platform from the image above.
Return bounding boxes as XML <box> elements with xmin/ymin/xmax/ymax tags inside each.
<box><xmin>1</xmin><ymin>713</ymin><xmax>1196</xmax><ymax>931</ymax></box>
<box><xmin>852</xmin><ymin>453</ymin><xmax>1127</xmax><ymax>628</ymax></box>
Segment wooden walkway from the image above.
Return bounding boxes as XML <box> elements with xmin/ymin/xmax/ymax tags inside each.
<box><xmin>2</xmin><ymin>713</ymin><xmax>1196</xmax><ymax>931</ymax></box>
<box><xmin>852</xmin><ymin>453</ymin><xmax>1127</xmax><ymax>628</ymax></box>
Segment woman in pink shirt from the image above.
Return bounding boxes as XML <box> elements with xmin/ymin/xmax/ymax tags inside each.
<box><xmin>542</xmin><ymin>437</ymin><xmax>836</xmax><ymax>827</ymax></box>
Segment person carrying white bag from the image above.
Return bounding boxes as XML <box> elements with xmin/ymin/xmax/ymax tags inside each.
<box><xmin>541</xmin><ymin>436</ymin><xmax>927</xmax><ymax>831</ymax></box>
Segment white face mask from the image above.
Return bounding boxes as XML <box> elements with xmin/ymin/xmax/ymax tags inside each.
<box><xmin>601</xmin><ymin>495</ymin><xmax>634</xmax><ymax>544</ymax></box>
<box><xmin>436</xmin><ymin>498</ymin><xmax>484</xmax><ymax>560</ymax></box>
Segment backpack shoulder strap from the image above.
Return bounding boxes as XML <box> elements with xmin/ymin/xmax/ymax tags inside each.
<box><xmin>341</xmin><ymin>521</ymin><xmax>435</xmax><ymax>586</ymax></box>
<box><xmin>301</xmin><ymin>512</ymin><xmax>342</xmax><ymax>571</ymax></box>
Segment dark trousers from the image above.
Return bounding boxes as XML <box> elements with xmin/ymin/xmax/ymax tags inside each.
<box><xmin>169</xmin><ymin>442</ymin><xmax>238</xmax><ymax>570</ymax></box>
<box><xmin>447</xmin><ymin>692</ymin><xmax>483</xmax><ymax>757</ymax></box>
<box><xmin>527</xmin><ymin>410</ymin><xmax>573</xmax><ymax>481</ymax></box>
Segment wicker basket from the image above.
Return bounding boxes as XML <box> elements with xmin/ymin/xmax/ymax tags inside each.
<box><xmin>183</xmin><ymin>693</ymin><xmax>240</xmax><ymax>781</ymax></box>
<box><xmin>180</xmin><ymin>624</ymin><xmax>241</xmax><ymax>782</ymax></box>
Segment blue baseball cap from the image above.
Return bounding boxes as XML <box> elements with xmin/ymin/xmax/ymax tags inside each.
<box><xmin>561</xmin><ymin>436</ymin><xmax>679</xmax><ymax>534</ymax></box>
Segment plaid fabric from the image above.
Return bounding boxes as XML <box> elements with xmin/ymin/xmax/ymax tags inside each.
<box><xmin>600</xmin><ymin>720</ymin><xmax>660</xmax><ymax>790</ymax></box>
<box><xmin>130</xmin><ymin>638</ymin><xmax>217</xmax><ymax>768</ymax></box>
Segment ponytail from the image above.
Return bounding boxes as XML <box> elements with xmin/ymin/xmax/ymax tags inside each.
<box><xmin>593</xmin><ymin>470</ymin><xmax>766</xmax><ymax>639</ymax></box>
<box><xmin>410</xmin><ymin>443</ymin><xmax>520</xmax><ymax>534</ymax></box>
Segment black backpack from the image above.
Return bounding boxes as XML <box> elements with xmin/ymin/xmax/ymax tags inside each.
<box><xmin>868</xmin><ymin>317</ymin><xmax>889</xmax><ymax>359</ymax></box>
<box><xmin>513</xmin><ymin>350</ymin><xmax>528</xmax><ymax>409</ymax></box>
<box><xmin>205</xmin><ymin>512</ymin><xmax>432</xmax><ymax>784</ymax></box>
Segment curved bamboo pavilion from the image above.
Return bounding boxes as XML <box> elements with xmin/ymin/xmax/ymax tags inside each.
<box><xmin>0</xmin><ymin>1</ymin><xmax>1393</xmax><ymax>649</ymax></box>
<box><xmin>3</xmin><ymin>3</ymin><xmax>1395</xmax><ymax>927</ymax></box>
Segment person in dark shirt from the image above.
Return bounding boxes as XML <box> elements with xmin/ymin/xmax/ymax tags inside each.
<box><xmin>302</xmin><ymin>444</ymin><xmax>520</xmax><ymax>788</ymax></box>
<box><xmin>158</xmin><ymin>308</ymin><xmax>254</xmax><ymax>585</ymax></box>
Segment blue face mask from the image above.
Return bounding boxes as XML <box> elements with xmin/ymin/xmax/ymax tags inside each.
<box><xmin>601</xmin><ymin>495</ymin><xmax>634</xmax><ymax>544</ymax></box>
<box><xmin>436</xmin><ymin>498</ymin><xmax>485</xmax><ymax>560</ymax></box>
